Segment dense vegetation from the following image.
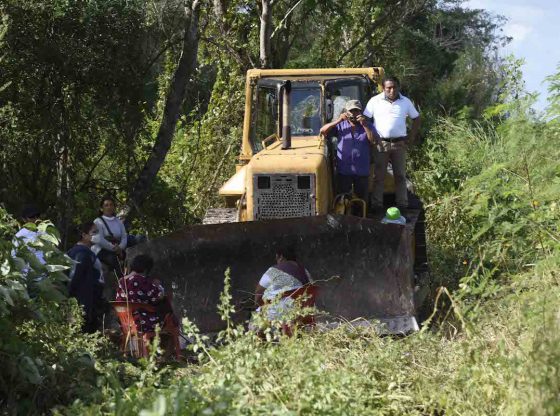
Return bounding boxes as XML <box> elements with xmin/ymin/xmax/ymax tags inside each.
<box><xmin>0</xmin><ymin>0</ymin><xmax>508</xmax><ymax>240</ymax></box>
<box><xmin>1</xmin><ymin>0</ymin><xmax>558</xmax><ymax>414</ymax></box>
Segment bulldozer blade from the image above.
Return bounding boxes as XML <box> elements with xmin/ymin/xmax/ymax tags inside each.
<box><xmin>128</xmin><ymin>213</ymin><xmax>420</xmax><ymax>335</ymax></box>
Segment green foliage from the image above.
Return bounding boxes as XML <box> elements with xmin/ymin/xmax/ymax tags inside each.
<box><xmin>153</xmin><ymin>67</ymin><xmax>244</xmax><ymax>229</ymax></box>
<box><xmin>483</xmin><ymin>55</ymin><xmax>537</xmax><ymax>120</ymax></box>
<box><xmin>412</xmin><ymin>108</ymin><xmax>559</xmax><ymax>293</ymax></box>
<box><xmin>0</xmin><ymin>207</ymin><xmax>107</xmax><ymax>413</ymax></box>
<box><xmin>545</xmin><ymin>62</ymin><xmax>560</xmax><ymax>125</ymax></box>
<box><xmin>0</xmin><ymin>0</ymin><xmax>172</xmax><ymax>241</ymax></box>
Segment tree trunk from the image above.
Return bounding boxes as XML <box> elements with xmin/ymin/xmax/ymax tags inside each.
<box><xmin>259</xmin><ymin>0</ymin><xmax>273</xmax><ymax>68</ymax></box>
<box><xmin>53</xmin><ymin>80</ymin><xmax>72</xmax><ymax>249</ymax></box>
<box><xmin>270</xmin><ymin>0</ymin><xmax>306</xmax><ymax>68</ymax></box>
<box><xmin>122</xmin><ymin>0</ymin><xmax>201</xmax><ymax>224</ymax></box>
<box><xmin>272</xmin><ymin>14</ymin><xmax>290</xmax><ymax>68</ymax></box>
<box><xmin>213</xmin><ymin>0</ymin><xmax>226</xmax><ymax>22</ymax></box>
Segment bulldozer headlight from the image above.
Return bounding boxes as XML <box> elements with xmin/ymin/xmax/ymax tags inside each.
<box><xmin>257</xmin><ymin>176</ymin><xmax>271</xmax><ymax>189</ymax></box>
<box><xmin>297</xmin><ymin>175</ymin><xmax>311</xmax><ymax>190</ymax></box>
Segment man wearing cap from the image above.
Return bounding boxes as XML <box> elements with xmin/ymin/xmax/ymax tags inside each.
<box><xmin>364</xmin><ymin>76</ymin><xmax>420</xmax><ymax>210</ymax></box>
<box><xmin>320</xmin><ymin>99</ymin><xmax>376</xmax><ymax>201</ymax></box>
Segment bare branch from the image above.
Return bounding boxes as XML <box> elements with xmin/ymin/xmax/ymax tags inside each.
<box><xmin>336</xmin><ymin>5</ymin><xmax>401</xmax><ymax>65</ymax></box>
<box><xmin>336</xmin><ymin>0</ymin><xmax>431</xmax><ymax>65</ymax></box>
<box><xmin>142</xmin><ymin>33</ymin><xmax>183</xmax><ymax>77</ymax></box>
<box><xmin>78</xmin><ymin>147</ymin><xmax>111</xmax><ymax>192</ymax></box>
<box><xmin>193</xmin><ymin>140</ymin><xmax>235</xmax><ymax>213</ymax></box>
<box><xmin>213</xmin><ymin>0</ymin><xmax>226</xmax><ymax>22</ymax></box>
<box><xmin>270</xmin><ymin>0</ymin><xmax>303</xmax><ymax>39</ymax></box>
<box><xmin>200</xmin><ymin>35</ymin><xmax>251</xmax><ymax>68</ymax></box>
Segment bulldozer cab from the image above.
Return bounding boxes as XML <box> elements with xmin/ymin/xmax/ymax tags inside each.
<box><xmin>249</xmin><ymin>73</ymin><xmax>378</xmax><ymax>154</ymax></box>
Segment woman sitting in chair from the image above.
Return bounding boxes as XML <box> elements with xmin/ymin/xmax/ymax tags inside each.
<box><xmin>254</xmin><ymin>246</ymin><xmax>313</xmax><ymax>322</ymax></box>
<box><xmin>115</xmin><ymin>254</ymin><xmax>165</xmax><ymax>333</ymax></box>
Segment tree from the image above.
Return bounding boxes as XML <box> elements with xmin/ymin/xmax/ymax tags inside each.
<box><xmin>0</xmin><ymin>0</ymin><xmax>153</xmax><ymax>243</ymax></box>
<box><xmin>546</xmin><ymin>63</ymin><xmax>560</xmax><ymax>123</ymax></box>
<box><xmin>122</xmin><ymin>0</ymin><xmax>202</xmax><ymax>224</ymax></box>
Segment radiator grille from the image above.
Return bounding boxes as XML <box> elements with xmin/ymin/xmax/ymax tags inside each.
<box><xmin>253</xmin><ymin>174</ymin><xmax>316</xmax><ymax>220</ymax></box>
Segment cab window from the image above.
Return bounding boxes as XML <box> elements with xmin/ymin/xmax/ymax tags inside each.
<box><xmin>289</xmin><ymin>87</ymin><xmax>322</xmax><ymax>136</ymax></box>
<box><xmin>325</xmin><ymin>78</ymin><xmax>373</xmax><ymax>121</ymax></box>
<box><xmin>250</xmin><ymin>86</ymin><xmax>278</xmax><ymax>152</ymax></box>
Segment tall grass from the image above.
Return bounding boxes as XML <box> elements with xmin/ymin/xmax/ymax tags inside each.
<box><xmin>412</xmin><ymin>116</ymin><xmax>560</xmax><ymax>293</ymax></box>
<box><xmin>65</xmin><ymin>261</ymin><xmax>559</xmax><ymax>415</ymax></box>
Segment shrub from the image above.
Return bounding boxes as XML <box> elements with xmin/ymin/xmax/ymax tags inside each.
<box><xmin>0</xmin><ymin>207</ymin><xmax>106</xmax><ymax>414</ymax></box>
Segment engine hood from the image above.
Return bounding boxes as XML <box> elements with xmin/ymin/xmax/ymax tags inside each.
<box><xmin>249</xmin><ymin>136</ymin><xmax>326</xmax><ymax>174</ymax></box>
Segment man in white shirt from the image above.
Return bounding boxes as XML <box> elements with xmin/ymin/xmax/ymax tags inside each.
<box><xmin>363</xmin><ymin>76</ymin><xmax>420</xmax><ymax>210</ymax></box>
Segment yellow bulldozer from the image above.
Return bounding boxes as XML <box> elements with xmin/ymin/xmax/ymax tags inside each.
<box><xmin>131</xmin><ymin>68</ymin><xmax>429</xmax><ymax>334</ymax></box>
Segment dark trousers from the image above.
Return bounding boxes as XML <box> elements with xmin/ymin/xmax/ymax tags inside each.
<box><xmin>97</xmin><ymin>249</ymin><xmax>123</xmax><ymax>278</ymax></box>
<box><xmin>337</xmin><ymin>174</ymin><xmax>369</xmax><ymax>200</ymax></box>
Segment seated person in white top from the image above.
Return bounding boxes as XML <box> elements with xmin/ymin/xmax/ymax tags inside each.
<box><xmin>92</xmin><ymin>196</ymin><xmax>127</xmax><ymax>276</ymax></box>
<box><xmin>254</xmin><ymin>246</ymin><xmax>312</xmax><ymax>322</ymax></box>
<box><xmin>363</xmin><ymin>76</ymin><xmax>420</xmax><ymax>210</ymax></box>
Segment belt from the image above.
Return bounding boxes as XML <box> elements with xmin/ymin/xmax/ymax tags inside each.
<box><xmin>382</xmin><ymin>136</ymin><xmax>407</xmax><ymax>143</ymax></box>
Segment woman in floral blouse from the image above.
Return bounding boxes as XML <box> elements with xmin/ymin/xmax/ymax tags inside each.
<box><xmin>115</xmin><ymin>254</ymin><xmax>165</xmax><ymax>333</ymax></box>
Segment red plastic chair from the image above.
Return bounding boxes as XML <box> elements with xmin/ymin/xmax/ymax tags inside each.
<box><xmin>279</xmin><ymin>284</ymin><xmax>319</xmax><ymax>336</ymax></box>
<box><xmin>111</xmin><ymin>301</ymin><xmax>181</xmax><ymax>359</ymax></box>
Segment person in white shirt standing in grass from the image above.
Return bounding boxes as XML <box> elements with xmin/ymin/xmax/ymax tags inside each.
<box><xmin>363</xmin><ymin>76</ymin><xmax>421</xmax><ymax>211</ymax></box>
<box><xmin>92</xmin><ymin>196</ymin><xmax>127</xmax><ymax>277</ymax></box>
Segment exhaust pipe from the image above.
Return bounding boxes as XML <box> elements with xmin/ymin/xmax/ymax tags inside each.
<box><xmin>281</xmin><ymin>81</ymin><xmax>291</xmax><ymax>150</ymax></box>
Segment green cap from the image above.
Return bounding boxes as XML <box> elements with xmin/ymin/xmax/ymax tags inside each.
<box><xmin>385</xmin><ymin>207</ymin><xmax>401</xmax><ymax>220</ymax></box>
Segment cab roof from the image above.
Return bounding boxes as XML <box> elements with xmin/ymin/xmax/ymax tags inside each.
<box><xmin>246</xmin><ymin>67</ymin><xmax>384</xmax><ymax>82</ymax></box>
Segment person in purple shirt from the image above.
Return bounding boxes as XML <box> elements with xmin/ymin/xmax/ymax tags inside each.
<box><xmin>320</xmin><ymin>99</ymin><xmax>378</xmax><ymax>201</ymax></box>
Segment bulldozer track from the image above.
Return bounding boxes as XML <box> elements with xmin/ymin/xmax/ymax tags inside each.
<box><xmin>202</xmin><ymin>208</ymin><xmax>238</xmax><ymax>224</ymax></box>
